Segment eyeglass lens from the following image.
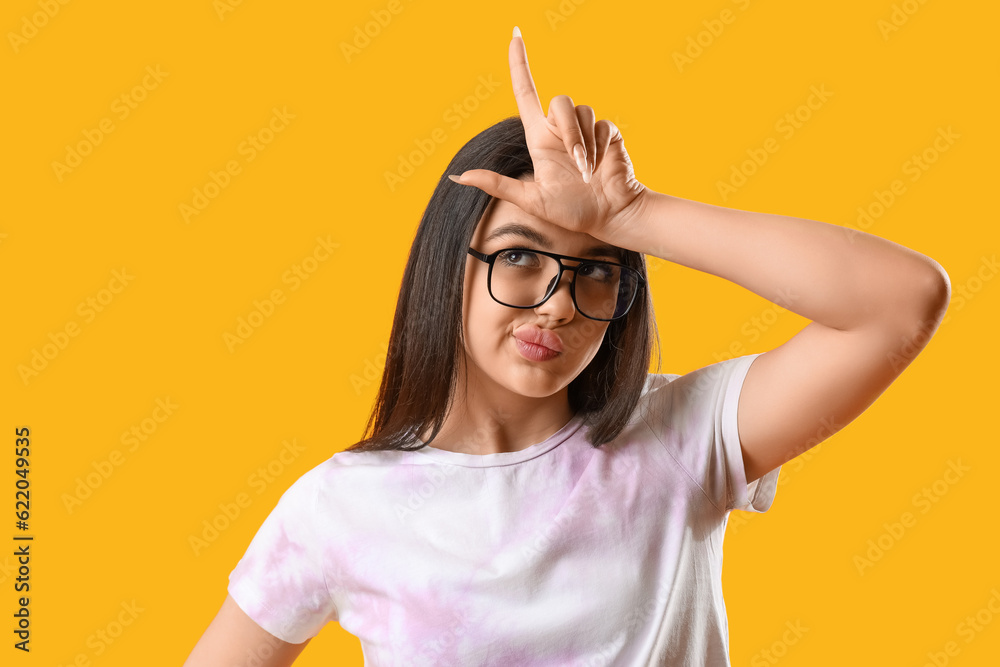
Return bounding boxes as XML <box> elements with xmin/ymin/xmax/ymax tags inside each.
<box><xmin>490</xmin><ymin>250</ymin><xmax>637</xmax><ymax>320</ymax></box>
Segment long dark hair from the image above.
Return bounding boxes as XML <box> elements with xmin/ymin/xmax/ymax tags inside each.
<box><xmin>346</xmin><ymin>116</ymin><xmax>660</xmax><ymax>452</ymax></box>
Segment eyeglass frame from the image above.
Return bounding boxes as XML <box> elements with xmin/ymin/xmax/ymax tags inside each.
<box><xmin>466</xmin><ymin>246</ymin><xmax>645</xmax><ymax>322</ymax></box>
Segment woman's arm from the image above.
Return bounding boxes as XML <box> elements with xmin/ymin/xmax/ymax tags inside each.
<box><xmin>183</xmin><ymin>594</ymin><xmax>310</xmax><ymax>667</ymax></box>
<box><xmin>452</xmin><ymin>28</ymin><xmax>951</xmax><ymax>484</ymax></box>
<box><xmin>610</xmin><ymin>191</ymin><xmax>951</xmax><ymax>482</ymax></box>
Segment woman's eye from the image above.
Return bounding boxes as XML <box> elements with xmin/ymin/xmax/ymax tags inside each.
<box><xmin>580</xmin><ymin>263</ymin><xmax>614</xmax><ymax>281</ymax></box>
<box><xmin>500</xmin><ymin>250</ymin><xmax>539</xmax><ymax>267</ymax></box>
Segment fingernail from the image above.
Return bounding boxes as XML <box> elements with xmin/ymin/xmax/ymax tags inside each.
<box><xmin>513</xmin><ymin>26</ymin><xmax>521</xmax><ymax>39</ymax></box>
<box><xmin>573</xmin><ymin>144</ymin><xmax>587</xmax><ymax>174</ymax></box>
<box><xmin>448</xmin><ymin>174</ymin><xmax>463</xmax><ymax>183</ymax></box>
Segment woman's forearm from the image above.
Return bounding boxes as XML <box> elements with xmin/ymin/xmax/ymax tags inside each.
<box><xmin>613</xmin><ymin>189</ymin><xmax>950</xmax><ymax>332</ymax></box>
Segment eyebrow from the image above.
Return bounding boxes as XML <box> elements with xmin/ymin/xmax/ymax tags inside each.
<box><xmin>483</xmin><ymin>223</ymin><xmax>623</xmax><ymax>261</ymax></box>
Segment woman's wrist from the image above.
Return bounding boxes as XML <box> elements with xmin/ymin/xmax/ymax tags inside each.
<box><xmin>603</xmin><ymin>186</ymin><xmax>668</xmax><ymax>258</ymax></box>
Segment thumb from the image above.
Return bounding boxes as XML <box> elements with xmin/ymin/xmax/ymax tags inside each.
<box><xmin>448</xmin><ymin>170</ymin><xmax>528</xmax><ymax>208</ymax></box>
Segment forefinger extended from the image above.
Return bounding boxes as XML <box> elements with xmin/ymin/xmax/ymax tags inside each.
<box><xmin>509</xmin><ymin>27</ymin><xmax>544</xmax><ymax>126</ymax></box>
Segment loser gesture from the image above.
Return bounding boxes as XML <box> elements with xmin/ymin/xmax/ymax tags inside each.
<box><xmin>449</xmin><ymin>27</ymin><xmax>647</xmax><ymax>244</ymax></box>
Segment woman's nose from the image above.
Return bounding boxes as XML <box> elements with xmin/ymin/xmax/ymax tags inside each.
<box><xmin>535</xmin><ymin>269</ymin><xmax>577</xmax><ymax>320</ymax></box>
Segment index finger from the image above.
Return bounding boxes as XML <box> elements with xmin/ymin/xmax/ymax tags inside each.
<box><xmin>509</xmin><ymin>27</ymin><xmax>544</xmax><ymax>125</ymax></box>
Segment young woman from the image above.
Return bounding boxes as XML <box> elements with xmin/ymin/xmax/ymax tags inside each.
<box><xmin>184</xmin><ymin>27</ymin><xmax>949</xmax><ymax>666</ymax></box>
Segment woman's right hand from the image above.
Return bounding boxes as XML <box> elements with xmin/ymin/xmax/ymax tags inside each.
<box><xmin>449</xmin><ymin>27</ymin><xmax>648</xmax><ymax>246</ymax></box>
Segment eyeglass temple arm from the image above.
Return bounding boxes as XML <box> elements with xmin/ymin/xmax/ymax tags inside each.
<box><xmin>467</xmin><ymin>248</ymin><xmax>490</xmax><ymax>263</ymax></box>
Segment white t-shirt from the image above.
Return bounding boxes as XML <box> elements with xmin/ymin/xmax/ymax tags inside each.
<box><xmin>228</xmin><ymin>352</ymin><xmax>780</xmax><ymax>665</ymax></box>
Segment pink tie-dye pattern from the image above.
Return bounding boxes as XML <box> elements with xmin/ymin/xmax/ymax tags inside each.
<box><xmin>227</xmin><ymin>353</ymin><xmax>780</xmax><ymax>665</ymax></box>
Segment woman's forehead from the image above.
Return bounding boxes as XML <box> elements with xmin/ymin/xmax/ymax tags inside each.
<box><xmin>474</xmin><ymin>197</ymin><xmax>620</xmax><ymax>260</ymax></box>
<box><xmin>477</xmin><ymin>197</ymin><xmax>584</xmax><ymax>242</ymax></box>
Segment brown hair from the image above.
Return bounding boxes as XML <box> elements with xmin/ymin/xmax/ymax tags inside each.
<box><xmin>346</xmin><ymin>116</ymin><xmax>660</xmax><ymax>452</ymax></box>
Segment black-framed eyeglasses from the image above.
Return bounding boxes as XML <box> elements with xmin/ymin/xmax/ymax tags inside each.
<box><xmin>467</xmin><ymin>246</ymin><xmax>644</xmax><ymax>321</ymax></box>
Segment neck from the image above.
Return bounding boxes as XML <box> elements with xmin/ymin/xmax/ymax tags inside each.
<box><xmin>422</xmin><ymin>372</ymin><xmax>575</xmax><ymax>456</ymax></box>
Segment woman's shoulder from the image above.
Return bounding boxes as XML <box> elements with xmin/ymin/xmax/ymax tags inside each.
<box><xmin>640</xmin><ymin>370</ymin><xmax>683</xmax><ymax>394</ymax></box>
<box><xmin>280</xmin><ymin>445</ymin><xmax>425</xmax><ymax>494</ymax></box>
<box><xmin>638</xmin><ymin>353</ymin><xmax>763</xmax><ymax>408</ymax></box>
<box><xmin>266</xmin><ymin>448</ymin><xmax>415</xmax><ymax>521</ymax></box>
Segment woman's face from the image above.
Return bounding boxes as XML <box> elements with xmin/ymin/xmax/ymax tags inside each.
<box><xmin>460</xmin><ymin>190</ymin><xmax>617</xmax><ymax>402</ymax></box>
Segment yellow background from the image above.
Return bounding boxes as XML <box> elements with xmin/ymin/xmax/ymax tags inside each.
<box><xmin>2</xmin><ymin>0</ymin><xmax>997</xmax><ymax>664</ymax></box>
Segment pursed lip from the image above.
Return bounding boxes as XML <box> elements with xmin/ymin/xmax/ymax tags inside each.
<box><xmin>513</xmin><ymin>325</ymin><xmax>564</xmax><ymax>354</ymax></box>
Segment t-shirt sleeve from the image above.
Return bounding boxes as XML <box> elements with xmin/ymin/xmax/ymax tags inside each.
<box><xmin>641</xmin><ymin>352</ymin><xmax>780</xmax><ymax>515</ymax></box>
<box><xmin>227</xmin><ymin>465</ymin><xmax>338</xmax><ymax>644</ymax></box>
